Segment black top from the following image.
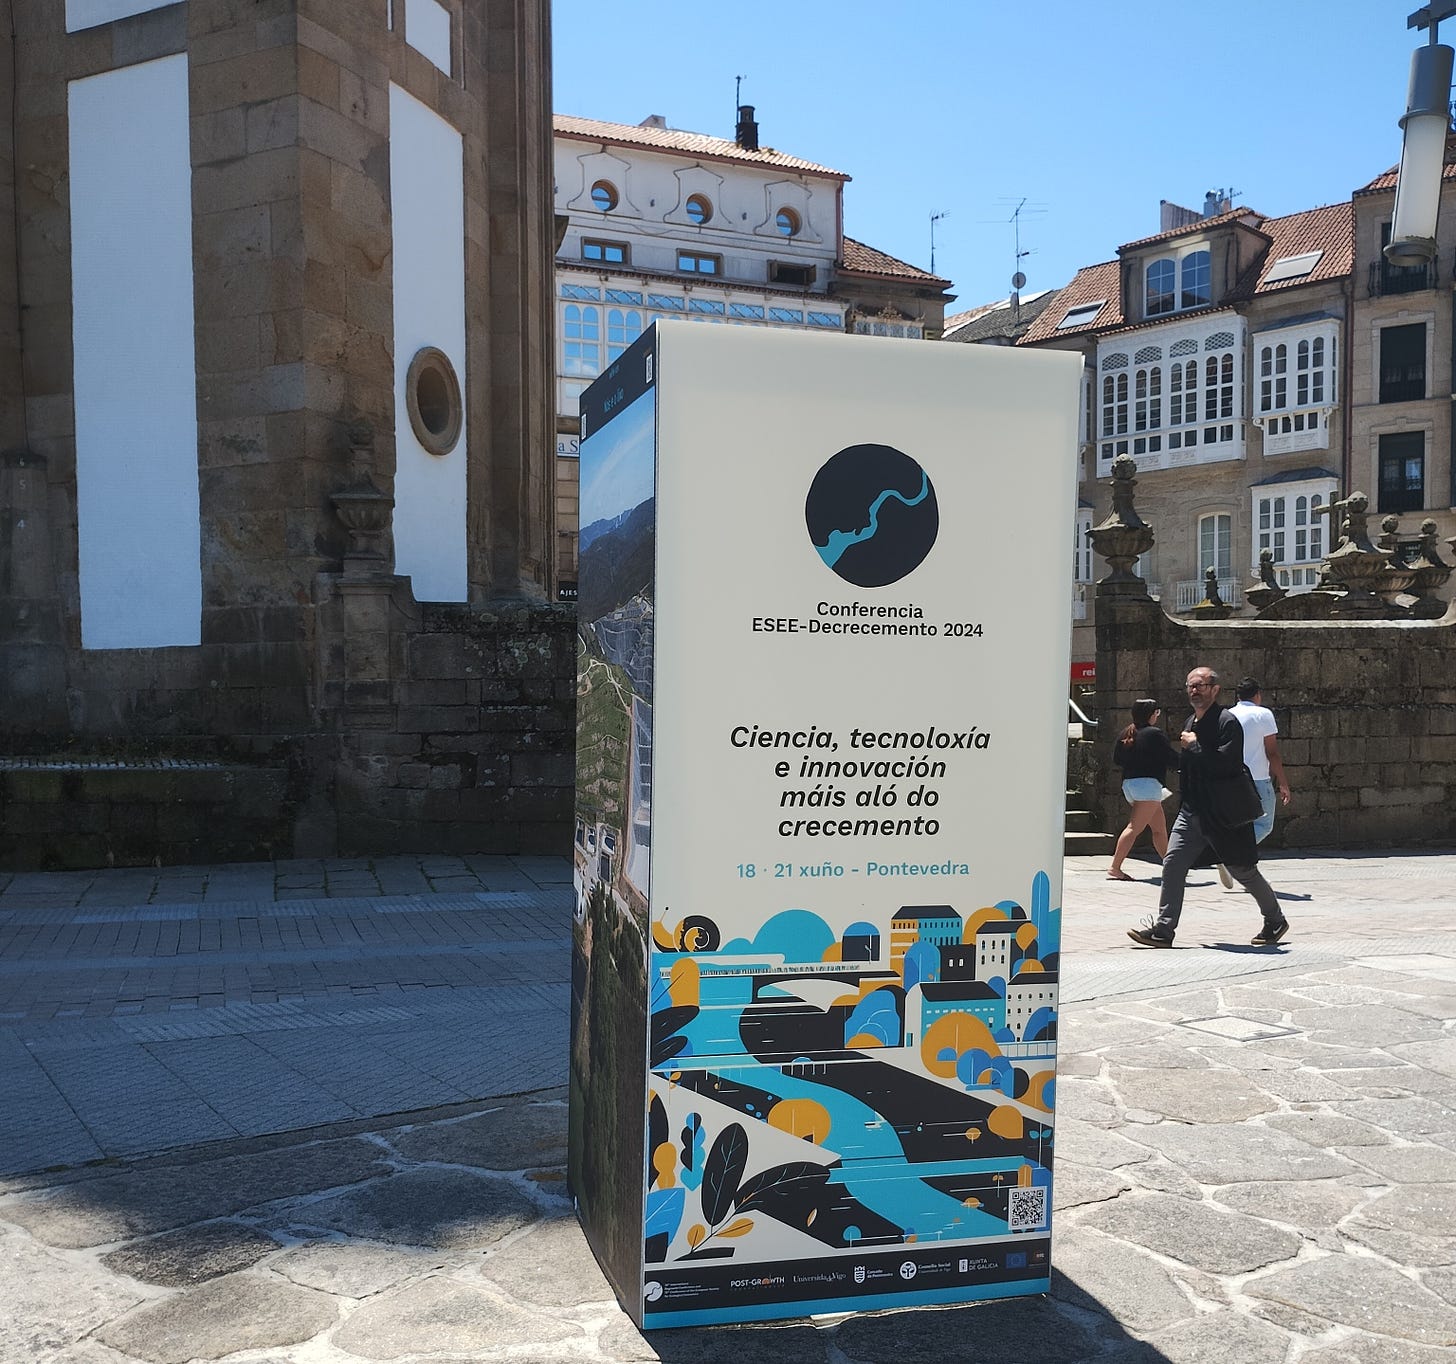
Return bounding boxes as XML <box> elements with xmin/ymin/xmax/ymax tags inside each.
<box><xmin>1113</xmin><ymin>725</ymin><xmax>1175</xmax><ymax>781</ymax></box>
<box><xmin>1179</xmin><ymin>702</ymin><xmax>1258</xmax><ymax>864</ymax></box>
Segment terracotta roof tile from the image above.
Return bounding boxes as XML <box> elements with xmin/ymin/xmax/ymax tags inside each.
<box><xmin>1117</xmin><ymin>208</ymin><xmax>1266</xmax><ymax>253</ymax></box>
<box><xmin>1248</xmin><ymin>202</ymin><xmax>1353</xmax><ymax>293</ymax></box>
<box><xmin>554</xmin><ymin>114</ymin><xmax>849</xmax><ymax>180</ymax></box>
<box><xmin>1018</xmin><ymin>260</ymin><xmax>1122</xmax><ymax>343</ymax></box>
<box><xmin>1357</xmin><ymin>131</ymin><xmax>1456</xmax><ymax>194</ymax></box>
<box><xmin>839</xmin><ymin>236</ymin><xmax>949</xmax><ymax>286</ymax></box>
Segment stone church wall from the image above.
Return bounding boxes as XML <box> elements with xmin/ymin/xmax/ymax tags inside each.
<box><xmin>1094</xmin><ymin>595</ymin><xmax>1456</xmax><ymax>849</ymax></box>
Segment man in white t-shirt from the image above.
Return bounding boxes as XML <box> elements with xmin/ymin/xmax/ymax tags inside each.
<box><xmin>1232</xmin><ymin>677</ymin><xmax>1291</xmax><ymax>844</ymax></box>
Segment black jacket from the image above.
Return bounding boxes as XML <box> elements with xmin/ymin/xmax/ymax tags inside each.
<box><xmin>1179</xmin><ymin>702</ymin><xmax>1257</xmax><ymax>863</ymax></box>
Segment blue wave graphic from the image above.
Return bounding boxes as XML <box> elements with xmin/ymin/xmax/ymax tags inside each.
<box><xmin>815</xmin><ymin>471</ymin><xmax>930</xmax><ymax>568</ymax></box>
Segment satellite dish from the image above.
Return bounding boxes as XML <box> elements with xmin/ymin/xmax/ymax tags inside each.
<box><xmin>1011</xmin><ymin>271</ymin><xmax>1027</xmax><ymax>290</ymax></box>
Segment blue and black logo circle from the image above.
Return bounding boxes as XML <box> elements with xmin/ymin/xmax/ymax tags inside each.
<box><xmin>805</xmin><ymin>444</ymin><xmax>939</xmax><ymax>588</ymax></box>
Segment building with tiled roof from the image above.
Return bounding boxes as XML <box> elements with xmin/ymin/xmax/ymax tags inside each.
<box><xmin>549</xmin><ymin>109</ymin><xmax>954</xmax><ymax>594</ymax></box>
<box><xmin>1018</xmin><ymin>193</ymin><xmax>1362</xmax><ymax>662</ymax></box>
<box><xmin>943</xmin><ymin>290</ymin><xmax>1057</xmax><ymax>346</ymax></box>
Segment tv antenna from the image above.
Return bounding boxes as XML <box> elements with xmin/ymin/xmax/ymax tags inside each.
<box><xmin>735</xmin><ymin>74</ymin><xmax>747</xmax><ymax>115</ymax></box>
<box><xmin>929</xmin><ymin>211</ymin><xmax>949</xmax><ymax>274</ymax></box>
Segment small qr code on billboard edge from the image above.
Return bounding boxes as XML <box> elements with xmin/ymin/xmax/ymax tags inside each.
<box><xmin>1007</xmin><ymin>1186</ymin><xmax>1047</xmax><ymax>1232</ymax></box>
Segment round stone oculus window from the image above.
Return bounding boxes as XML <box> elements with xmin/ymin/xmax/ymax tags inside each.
<box><xmin>405</xmin><ymin>347</ymin><xmax>462</xmax><ymax>456</ymax></box>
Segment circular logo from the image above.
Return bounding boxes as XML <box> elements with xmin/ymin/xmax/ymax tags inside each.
<box><xmin>644</xmin><ymin>1281</ymin><xmax>663</xmax><ymax>1302</ymax></box>
<box><xmin>805</xmin><ymin>444</ymin><xmax>938</xmax><ymax>588</ymax></box>
<box><xmin>899</xmin><ymin>1260</ymin><xmax>918</xmax><ymax>1281</ymax></box>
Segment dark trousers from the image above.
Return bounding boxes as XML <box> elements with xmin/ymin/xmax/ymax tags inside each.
<box><xmin>1156</xmin><ymin>808</ymin><xmax>1284</xmax><ymax>940</ymax></box>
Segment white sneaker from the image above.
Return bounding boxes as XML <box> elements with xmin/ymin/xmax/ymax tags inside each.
<box><xmin>1216</xmin><ymin>863</ymin><xmax>1234</xmax><ymax>890</ymax></box>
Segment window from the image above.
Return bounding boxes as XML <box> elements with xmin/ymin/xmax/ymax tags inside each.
<box><xmin>1198</xmin><ymin>513</ymin><xmax>1232</xmax><ymax>580</ymax></box>
<box><xmin>590</xmin><ymin>180</ymin><xmax>618</xmax><ymax>212</ymax></box>
<box><xmin>1254</xmin><ymin>324</ymin><xmax>1337</xmax><ymax>453</ymax></box>
<box><xmin>1057</xmin><ymin>300</ymin><xmax>1106</xmax><ymax>330</ymax></box>
<box><xmin>1379</xmin><ymin>432</ymin><xmax>1426</xmax><ymax>512</ymax></box>
<box><xmin>1180</xmin><ymin>250</ymin><xmax>1211</xmax><ymax>309</ymax></box>
<box><xmin>1074</xmin><ymin>508</ymin><xmax>1094</xmax><ymax>584</ymax></box>
<box><xmin>1097</xmin><ymin>322</ymin><xmax>1243</xmax><ymax>465</ymax></box>
<box><xmin>768</xmin><ymin>260</ymin><xmax>815</xmax><ymax>287</ymax></box>
<box><xmin>582</xmin><ymin>239</ymin><xmax>627</xmax><ymax>265</ymax></box>
<box><xmin>1379</xmin><ymin>323</ymin><xmax>1426</xmax><ymax>403</ymax></box>
<box><xmin>776</xmin><ymin>207</ymin><xmax>801</xmax><ymax>237</ymax></box>
<box><xmin>1147</xmin><ymin>258</ymin><xmax>1175</xmax><ymax>316</ymax></box>
<box><xmin>1254</xmin><ymin>482</ymin><xmax>1332</xmax><ymax>571</ymax></box>
<box><xmin>685</xmin><ymin>194</ymin><xmax>712</xmax><ymax>225</ymax></box>
<box><xmin>606</xmin><ymin>308</ymin><xmax>642</xmax><ymax>362</ymax></box>
<box><xmin>678</xmin><ymin>250</ymin><xmax>720</xmax><ymax>275</ymax></box>
<box><xmin>1264</xmin><ymin>250</ymin><xmax>1323</xmax><ymax>284</ymax></box>
<box><xmin>563</xmin><ymin>303</ymin><xmax>600</xmax><ymax>376</ymax></box>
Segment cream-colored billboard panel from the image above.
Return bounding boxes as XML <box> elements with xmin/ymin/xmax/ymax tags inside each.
<box><xmin>571</xmin><ymin>322</ymin><xmax>1081</xmax><ymax>1327</ymax></box>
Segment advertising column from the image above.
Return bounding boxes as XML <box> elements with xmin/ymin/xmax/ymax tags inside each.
<box><xmin>570</xmin><ymin>321</ymin><xmax>1082</xmax><ymax>1328</ymax></box>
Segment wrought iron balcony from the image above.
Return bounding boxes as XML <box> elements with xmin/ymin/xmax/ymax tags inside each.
<box><xmin>1368</xmin><ymin>256</ymin><xmax>1438</xmax><ymax>296</ymax></box>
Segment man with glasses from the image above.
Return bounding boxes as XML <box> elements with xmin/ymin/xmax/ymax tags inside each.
<box><xmin>1127</xmin><ymin>666</ymin><xmax>1290</xmax><ymax>949</ymax></box>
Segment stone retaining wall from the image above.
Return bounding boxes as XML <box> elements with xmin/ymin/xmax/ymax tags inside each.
<box><xmin>1094</xmin><ymin>593</ymin><xmax>1456</xmax><ymax>848</ymax></box>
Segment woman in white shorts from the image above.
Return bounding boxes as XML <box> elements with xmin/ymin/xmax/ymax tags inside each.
<box><xmin>1108</xmin><ymin>698</ymin><xmax>1176</xmax><ymax>880</ymax></box>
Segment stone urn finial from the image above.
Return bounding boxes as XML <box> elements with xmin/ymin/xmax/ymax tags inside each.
<box><xmin>330</xmin><ymin>419</ymin><xmax>394</xmax><ymax>573</ymax></box>
<box><xmin>1245</xmin><ymin>547</ymin><xmax>1287</xmax><ymax>612</ymax></box>
<box><xmin>1319</xmin><ymin>492</ymin><xmax>1397</xmax><ymax>615</ymax></box>
<box><xmin>1192</xmin><ymin>564</ymin><xmax>1234</xmax><ymax>619</ymax></box>
<box><xmin>1088</xmin><ymin>454</ymin><xmax>1156</xmax><ymax>598</ymax></box>
<box><xmin>1410</xmin><ymin>517</ymin><xmax>1455</xmax><ymax>597</ymax></box>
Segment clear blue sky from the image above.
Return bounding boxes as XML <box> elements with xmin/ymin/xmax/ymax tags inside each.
<box><xmin>553</xmin><ymin>1</ymin><xmax>1429</xmax><ymax>311</ymax></box>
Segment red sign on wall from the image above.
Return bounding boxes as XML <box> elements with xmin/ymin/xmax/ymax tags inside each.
<box><xmin>1071</xmin><ymin>661</ymin><xmax>1096</xmax><ymax>683</ymax></box>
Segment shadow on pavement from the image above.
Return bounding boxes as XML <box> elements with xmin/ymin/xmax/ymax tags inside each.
<box><xmin>646</xmin><ymin>1270</ymin><xmax>1170</xmax><ymax>1363</ymax></box>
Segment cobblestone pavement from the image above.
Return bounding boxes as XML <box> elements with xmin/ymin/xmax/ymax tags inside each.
<box><xmin>0</xmin><ymin>850</ymin><xmax>1453</xmax><ymax>1362</ymax></box>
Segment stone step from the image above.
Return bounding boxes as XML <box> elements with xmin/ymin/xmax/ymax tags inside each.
<box><xmin>1064</xmin><ymin>829</ymin><xmax>1115</xmax><ymax>857</ymax></box>
<box><xmin>0</xmin><ymin>757</ymin><xmax>292</xmax><ymax>871</ymax></box>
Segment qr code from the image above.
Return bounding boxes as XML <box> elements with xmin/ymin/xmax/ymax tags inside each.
<box><xmin>1007</xmin><ymin>1185</ymin><xmax>1048</xmax><ymax>1232</ymax></box>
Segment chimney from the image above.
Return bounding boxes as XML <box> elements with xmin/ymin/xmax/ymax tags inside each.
<box><xmin>639</xmin><ymin>114</ymin><xmax>667</xmax><ymax>130</ymax></box>
<box><xmin>736</xmin><ymin>105</ymin><xmax>759</xmax><ymax>151</ymax></box>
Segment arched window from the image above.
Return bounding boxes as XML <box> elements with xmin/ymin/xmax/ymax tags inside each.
<box><xmin>606</xmin><ymin>308</ymin><xmax>643</xmax><ymax>362</ymax></box>
<box><xmin>1199</xmin><ymin>512</ymin><xmax>1232</xmax><ymax>579</ymax></box>
<box><xmin>1181</xmin><ymin>250</ymin><xmax>1211</xmax><ymax>308</ymax></box>
<box><xmin>1147</xmin><ymin>258</ymin><xmax>1175</xmax><ymax>315</ymax></box>
<box><xmin>563</xmin><ymin>304</ymin><xmax>601</xmax><ymax>376</ymax></box>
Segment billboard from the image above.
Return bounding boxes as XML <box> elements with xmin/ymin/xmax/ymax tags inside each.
<box><xmin>570</xmin><ymin>321</ymin><xmax>1081</xmax><ymax>1328</ymax></box>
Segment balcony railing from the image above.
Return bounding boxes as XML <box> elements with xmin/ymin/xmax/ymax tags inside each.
<box><xmin>1175</xmin><ymin>577</ymin><xmax>1242</xmax><ymax>613</ymax></box>
<box><xmin>1368</xmin><ymin>257</ymin><xmax>1438</xmax><ymax>296</ymax></box>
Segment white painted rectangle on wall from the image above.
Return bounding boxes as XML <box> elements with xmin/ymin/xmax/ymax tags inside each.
<box><xmin>389</xmin><ymin>83</ymin><xmax>467</xmax><ymax>602</ymax></box>
<box><xmin>66</xmin><ymin>0</ymin><xmax>172</xmax><ymax>33</ymax></box>
<box><xmin>70</xmin><ymin>53</ymin><xmax>201</xmax><ymax>649</ymax></box>
<box><xmin>406</xmin><ymin>0</ymin><xmax>453</xmax><ymax>76</ymax></box>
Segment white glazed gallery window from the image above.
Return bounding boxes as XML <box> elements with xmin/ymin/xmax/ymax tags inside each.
<box><xmin>563</xmin><ymin>304</ymin><xmax>600</xmax><ymax>377</ymax></box>
<box><xmin>1255</xmin><ymin>325</ymin><xmax>1337</xmax><ymax>453</ymax></box>
<box><xmin>606</xmin><ymin>308</ymin><xmax>642</xmax><ymax>362</ymax></box>
<box><xmin>1097</xmin><ymin>325</ymin><xmax>1241</xmax><ymax>464</ymax></box>
<box><xmin>1253</xmin><ymin>478</ymin><xmax>1335</xmax><ymax>590</ymax></box>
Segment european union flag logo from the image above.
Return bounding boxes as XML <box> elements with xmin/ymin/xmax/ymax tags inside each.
<box><xmin>1006</xmin><ymin>1252</ymin><xmax>1027</xmax><ymax>1269</ymax></box>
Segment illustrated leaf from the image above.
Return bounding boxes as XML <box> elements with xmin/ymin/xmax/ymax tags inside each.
<box><xmin>648</xmin><ymin>1092</ymin><xmax>668</xmax><ymax>1164</ymax></box>
<box><xmin>807</xmin><ymin>1209</ymin><xmax>817</xmax><ymax>1226</ymax></box>
<box><xmin>686</xmin><ymin>1223</ymin><xmax>707</xmax><ymax>1250</ymax></box>
<box><xmin>734</xmin><ymin>1161</ymin><xmax>829</xmax><ymax>1213</ymax></box>
<box><xmin>645</xmin><ymin>1186</ymin><xmax>685</xmax><ymax>1243</ymax></box>
<box><xmin>650</xmin><ymin>1032</ymin><xmax>690</xmax><ymax>1069</ymax></box>
<box><xmin>718</xmin><ymin>1217</ymin><xmax>754</xmax><ymax>1239</ymax></box>
<box><xmin>701</xmin><ymin>1122</ymin><xmax>749</xmax><ymax>1227</ymax></box>
<box><xmin>649</xmin><ymin>1004</ymin><xmax>698</xmax><ymax>1069</ymax></box>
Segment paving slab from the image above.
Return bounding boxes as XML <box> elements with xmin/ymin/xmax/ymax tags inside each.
<box><xmin>0</xmin><ymin>849</ymin><xmax>1452</xmax><ymax>1361</ymax></box>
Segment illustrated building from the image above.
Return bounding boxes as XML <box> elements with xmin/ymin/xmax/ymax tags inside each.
<box><xmin>0</xmin><ymin>1</ymin><xmax>566</xmax><ymax>867</ymax></box>
<box><xmin>550</xmin><ymin>109</ymin><xmax>953</xmax><ymax>594</ymax></box>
